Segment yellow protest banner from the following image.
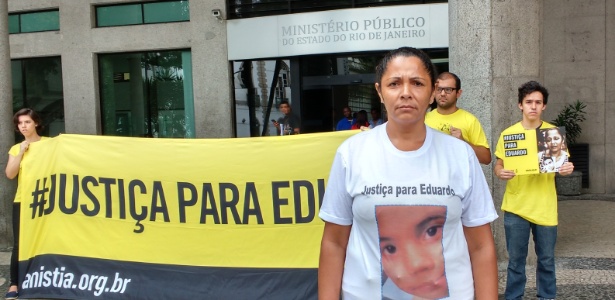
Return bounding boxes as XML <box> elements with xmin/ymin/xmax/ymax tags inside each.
<box><xmin>17</xmin><ymin>131</ymin><xmax>356</xmax><ymax>299</ymax></box>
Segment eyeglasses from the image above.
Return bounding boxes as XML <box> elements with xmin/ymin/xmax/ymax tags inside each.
<box><xmin>436</xmin><ymin>87</ymin><xmax>458</xmax><ymax>94</ymax></box>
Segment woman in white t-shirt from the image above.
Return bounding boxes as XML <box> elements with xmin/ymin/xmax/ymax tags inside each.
<box><xmin>318</xmin><ymin>47</ymin><xmax>498</xmax><ymax>300</ymax></box>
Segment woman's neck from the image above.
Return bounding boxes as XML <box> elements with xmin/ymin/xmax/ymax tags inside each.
<box><xmin>385</xmin><ymin>122</ymin><xmax>426</xmax><ymax>151</ymax></box>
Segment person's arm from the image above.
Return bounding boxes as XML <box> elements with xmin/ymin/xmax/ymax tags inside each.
<box><xmin>450</xmin><ymin>126</ymin><xmax>492</xmax><ymax>164</ymax></box>
<box><xmin>5</xmin><ymin>141</ymin><xmax>28</xmax><ymax>179</ymax></box>
<box><xmin>463</xmin><ymin>223</ymin><xmax>498</xmax><ymax>300</ymax></box>
<box><xmin>494</xmin><ymin>158</ymin><xmax>515</xmax><ymax>180</ymax></box>
<box><xmin>470</xmin><ymin>145</ymin><xmax>492</xmax><ymax>165</ymax></box>
<box><xmin>318</xmin><ymin>222</ymin><xmax>351</xmax><ymax>300</ymax></box>
<box><xmin>6</xmin><ymin>154</ymin><xmax>22</xmax><ymax>179</ymax></box>
<box><xmin>271</xmin><ymin>120</ymin><xmax>281</xmax><ymax>135</ymax></box>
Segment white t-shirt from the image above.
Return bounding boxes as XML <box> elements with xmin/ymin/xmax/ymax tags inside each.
<box><xmin>319</xmin><ymin>124</ymin><xmax>497</xmax><ymax>300</ymax></box>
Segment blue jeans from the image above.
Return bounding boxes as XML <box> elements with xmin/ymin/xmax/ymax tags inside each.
<box><xmin>504</xmin><ymin>212</ymin><xmax>557</xmax><ymax>300</ymax></box>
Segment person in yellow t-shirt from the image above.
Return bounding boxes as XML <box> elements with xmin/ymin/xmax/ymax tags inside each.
<box><xmin>425</xmin><ymin>72</ymin><xmax>491</xmax><ymax>164</ymax></box>
<box><xmin>494</xmin><ymin>81</ymin><xmax>575</xmax><ymax>300</ymax></box>
<box><xmin>5</xmin><ymin>108</ymin><xmax>47</xmax><ymax>300</ymax></box>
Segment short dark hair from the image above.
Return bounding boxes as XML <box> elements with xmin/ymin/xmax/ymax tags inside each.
<box><xmin>13</xmin><ymin>108</ymin><xmax>44</xmax><ymax>135</ymax></box>
<box><xmin>278</xmin><ymin>100</ymin><xmax>290</xmax><ymax>107</ymax></box>
<box><xmin>375</xmin><ymin>47</ymin><xmax>437</xmax><ymax>88</ymax></box>
<box><xmin>437</xmin><ymin>72</ymin><xmax>461</xmax><ymax>90</ymax></box>
<box><xmin>518</xmin><ymin>81</ymin><xmax>549</xmax><ymax>104</ymax></box>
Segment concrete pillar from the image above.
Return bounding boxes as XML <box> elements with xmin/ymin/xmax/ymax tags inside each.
<box><xmin>607</xmin><ymin>0</ymin><xmax>615</xmax><ymax>192</ymax></box>
<box><xmin>59</xmin><ymin>1</ymin><xmax>100</xmax><ymax>134</ymax></box>
<box><xmin>0</xmin><ymin>0</ymin><xmax>16</xmax><ymax>248</ymax></box>
<box><xmin>190</xmin><ymin>0</ymin><xmax>233</xmax><ymax>138</ymax></box>
<box><xmin>449</xmin><ymin>0</ymin><xmax>542</xmax><ymax>260</ymax></box>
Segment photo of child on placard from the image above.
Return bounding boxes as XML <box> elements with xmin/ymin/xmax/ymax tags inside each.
<box><xmin>377</xmin><ymin>205</ymin><xmax>449</xmax><ymax>300</ymax></box>
<box><xmin>537</xmin><ymin>127</ymin><xmax>568</xmax><ymax>173</ymax></box>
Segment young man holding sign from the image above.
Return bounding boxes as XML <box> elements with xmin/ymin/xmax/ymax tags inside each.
<box><xmin>494</xmin><ymin>81</ymin><xmax>575</xmax><ymax>300</ymax></box>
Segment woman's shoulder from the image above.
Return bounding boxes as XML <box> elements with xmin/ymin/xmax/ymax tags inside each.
<box><xmin>340</xmin><ymin>125</ymin><xmax>380</xmax><ymax>147</ymax></box>
<box><xmin>429</xmin><ymin>128</ymin><xmax>475</xmax><ymax>158</ymax></box>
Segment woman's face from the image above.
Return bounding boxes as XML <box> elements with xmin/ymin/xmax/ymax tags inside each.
<box><xmin>546</xmin><ymin>129</ymin><xmax>563</xmax><ymax>154</ymax></box>
<box><xmin>17</xmin><ymin>115</ymin><xmax>38</xmax><ymax>138</ymax></box>
<box><xmin>375</xmin><ymin>56</ymin><xmax>434</xmax><ymax>127</ymax></box>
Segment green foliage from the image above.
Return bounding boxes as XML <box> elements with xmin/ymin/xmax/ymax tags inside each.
<box><xmin>551</xmin><ymin>100</ymin><xmax>587</xmax><ymax>144</ymax></box>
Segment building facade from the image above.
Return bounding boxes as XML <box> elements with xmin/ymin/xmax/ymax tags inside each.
<box><xmin>1</xmin><ymin>0</ymin><xmax>614</xmax><ymax>257</ymax></box>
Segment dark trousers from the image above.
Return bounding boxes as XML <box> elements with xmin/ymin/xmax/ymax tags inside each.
<box><xmin>9</xmin><ymin>202</ymin><xmax>20</xmax><ymax>287</ymax></box>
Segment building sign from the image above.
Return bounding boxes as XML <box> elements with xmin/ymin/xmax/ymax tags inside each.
<box><xmin>227</xmin><ymin>3</ymin><xmax>448</xmax><ymax>60</ymax></box>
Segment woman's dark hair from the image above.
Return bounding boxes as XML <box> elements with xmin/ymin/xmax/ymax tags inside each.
<box><xmin>356</xmin><ymin>110</ymin><xmax>369</xmax><ymax>127</ymax></box>
<box><xmin>375</xmin><ymin>47</ymin><xmax>437</xmax><ymax>87</ymax></box>
<box><xmin>13</xmin><ymin>108</ymin><xmax>44</xmax><ymax>135</ymax></box>
<box><xmin>518</xmin><ymin>81</ymin><xmax>549</xmax><ymax>104</ymax></box>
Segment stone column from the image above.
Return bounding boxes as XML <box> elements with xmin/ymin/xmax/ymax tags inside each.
<box><xmin>0</xmin><ymin>0</ymin><xmax>16</xmax><ymax>247</ymax></box>
<box><xmin>449</xmin><ymin>0</ymin><xmax>542</xmax><ymax>260</ymax></box>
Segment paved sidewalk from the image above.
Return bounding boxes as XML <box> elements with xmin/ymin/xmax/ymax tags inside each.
<box><xmin>0</xmin><ymin>251</ymin><xmax>7</xmax><ymax>292</ymax></box>
<box><xmin>1</xmin><ymin>199</ymin><xmax>614</xmax><ymax>299</ymax></box>
<box><xmin>498</xmin><ymin>199</ymin><xmax>615</xmax><ymax>299</ymax></box>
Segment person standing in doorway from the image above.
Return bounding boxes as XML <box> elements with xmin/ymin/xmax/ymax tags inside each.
<box><xmin>336</xmin><ymin>106</ymin><xmax>354</xmax><ymax>131</ymax></box>
<box><xmin>425</xmin><ymin>72</ymin><xmax>492</xmax><ymax>165</ymax></box>
<box><xmin>369</xmin><ymin>106</ymin><xmax>384</xmax><ymax>129</ymax></box>
<box><xmin>351</xmin><ymin>110</ymin><xmax>370</xmax><ymax>130</ymax></box>
<box><xmin>495</xmin><ymin>81</ymin><xmax>575</xmax><ymax>300</ymax></box>
<box><xmin>272</xmin><ymin>100</ymin><xmax>300</xmax><ymax>135</ymax></box>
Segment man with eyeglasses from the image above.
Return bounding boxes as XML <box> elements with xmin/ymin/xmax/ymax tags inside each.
<box><xmin>425</xmin><ymin>72</ymin><xmax>492</xmax><ymax>164</ymax></box>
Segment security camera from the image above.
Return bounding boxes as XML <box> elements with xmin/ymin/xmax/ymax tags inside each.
<box><xmin>212</xmin><ymin>9</ymin><xmax>222</xmax><ymax>20</ymax></box>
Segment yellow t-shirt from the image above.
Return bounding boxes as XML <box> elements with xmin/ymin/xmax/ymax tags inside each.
<box><xmin>425</xmin><ymin>108</ymin><xmax>490</xmax><ymax>148</ymax></box>
<box><xmin>8</xmin><ymin>137</ymin><xmax>48</xmax><ymax>203</ymax></box>
<box><xmin>495</xmin><ymin>122</ymin><xmax>558</xmax><ymax>226</ymax></box>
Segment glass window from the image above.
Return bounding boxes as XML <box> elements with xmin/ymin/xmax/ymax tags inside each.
<box><xmin>144</xmin><ymin>1</ymin><xmax>190</xmax><ymax>23</ymax></box>
<box><xmin>8</xmin><ymin>15</ymin><xmax>19</xmax><ymax>34</ymax></box>
<box><xmin>9</xmin><ymin>10</ymin><xmax>59</xmax><ymax>34</ymax></box>
<box><xmin>11</xmin><ymin>57</ymin><xmax>65</xmax><ymax>141</ymax></box>
<box><xmin>233</xmin><ymin>50</ymin><xmax>447</xmax><ymax>136</ymax></box>
<box><xmin>230</xmin><ymin>0</ymin><xmax>447</xmax><ymax>19</ymax></box>
<box><xmin>20</xmin><ymin>10</ymin><xmax>60</xmax><ymax>32</ymax></box>
<box><xmin>233</xmin><ymin>60</ymin><xmax>293</xmax><ymax>137</ymax></box>
<box><xmin>96</xmin><ymin>4</ymin><xmax>143</xmax><ymax>27</ymax></box>
<box><xmin>96</xmin><ymin>1</ymin><xmax>189</xmax><ymax>27</ymax></box>
<box><xmin>99</xmin><ymin>50</ymin><xmax>195</xmax><ymax>138</ymax></box>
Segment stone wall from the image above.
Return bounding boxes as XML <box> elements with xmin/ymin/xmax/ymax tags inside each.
<box><xmin>542</xmin><ymin>0</ymin><xmax>615</xmax><ymax>194</ymax></box>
